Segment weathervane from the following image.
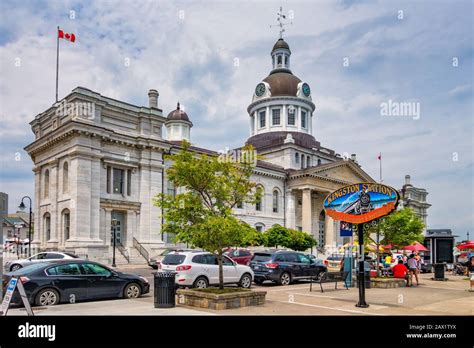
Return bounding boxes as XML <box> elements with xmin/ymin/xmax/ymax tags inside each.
<box><xmin>270</xmin><ymin>6</ymin><xmax>292</xmax><ymax>39</ymax></box>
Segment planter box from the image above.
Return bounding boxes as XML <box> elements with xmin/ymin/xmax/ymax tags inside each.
<box><xmin>370</xmin><ymin>278</ymin><xmax>406</xmax><ymax>288</ymax></box>
<box><xmin>176</xmin><ymin>289</ymin><xmax>267</xmax><ymax>310</ymax></box>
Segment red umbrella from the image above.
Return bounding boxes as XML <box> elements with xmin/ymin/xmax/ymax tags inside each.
<box><xmin>403</xmin><ymin>241</ymin><xmax>429</xmax><ymax>252</ymax></box>
<box><xmin>382</xmin><ymin>244</ymin><xmax>393</xmax><ymax>249</ymax></box>
<box><xmin>457</xmin><ymin>241</ymin><xmax>474</xmax><ymax>250</ymax></box>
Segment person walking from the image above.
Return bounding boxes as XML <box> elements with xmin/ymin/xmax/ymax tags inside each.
<box><xmin>415</xmin><ymin>252</ymin><xmax>422</xmax><ymax>280</ymax></box>
<box><xmin>407</xmin><ymin>254</ymin><xmax>419</xmax><ymax>286</ymax></box>
<box><xmin>467</xmin><ymin>256</ymin><xmax>474</xmax><ymax>292</ymax></box>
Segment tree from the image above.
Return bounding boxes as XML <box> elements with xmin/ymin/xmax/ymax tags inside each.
<box><xmin>286</xmin><ymin>228</ymin><xmax>317</xmax><ymax>251</ymax></box>
<box><xmin>153</xmin><ymin>141</ymin><xmax>261</xmax><ymax>290</ymax></box>
<box><xmin>262</xmin><ymin>224</ymin><xmax>290</xmax><ymax>249</ymax></box>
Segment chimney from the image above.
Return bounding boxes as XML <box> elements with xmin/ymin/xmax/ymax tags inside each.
<box><xmin>148</xmin><ymin>89</ymin><xmax>159</xmax><ymax>109</ymax></box>
<box><xmin>405</xmin><ymin>174</ymin><xmax>411</xmax><ymax>185</ymax></box>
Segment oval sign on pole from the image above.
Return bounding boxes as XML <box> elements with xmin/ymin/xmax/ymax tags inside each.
<box><xmin>323</xmin><ymin>183</ymin><xmax>400</xmax><ymax>224</ymax></box>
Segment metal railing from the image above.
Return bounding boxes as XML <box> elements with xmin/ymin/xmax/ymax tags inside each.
<box><xmin>133</xmin><ymin>237</ymin><xmax>150</xmax><ymax>261</ymax></box>
<box><xmin>116</xmin><ymin>241</ymin><xmax>130</xmax><ymax>263</ymax></box>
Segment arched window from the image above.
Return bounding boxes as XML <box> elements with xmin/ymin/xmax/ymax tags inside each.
<box><xmin>44</xmin><ymin>213</ymin><xmax>51</xmax><ymax>241</ymax></box>
<box><xmin>277</xmin><ymin>55</ymin><xmax>282</xmax><ymax>66</ymax></box>
<box><xmin>44</xmin><ymin>170</ymin><xmax>50</xmax><ymax>198</ymax></box>
<box><xmin>63</xmin><ymin>162</ymin><xmax>69</xmax><ymax>193</ymax></box>
<box><xmin>301</xmin><ymin>157</ymin><xmax>304</xmax><ymax>169</ymax></box>
<box><xmin>307</xmin><ymin>156</ymin><xmax>311</xmax><ymax>168</ymax></box>
<box><xmin>62</xmin><ymin>209</ymin><xmax>70</xmax><ymax>241</ymax></box>
<box><xmin>255</xmin><ymin>223</ymin><xmax>265</xmax><ymax>233</ymax></box>
<box><xmin>295</xmin><ymin>152</ymin><xmax>299</xmax><ymax>164</ymax></box>
<box><xmin>272</xmin><ymin>190</ymin><xmax>279</xmax><ymax>213</ymax></box>
<box><xmin>255</xmin><ymin>186</ymin><xmax>264</xmax><ymax>211</ymax></box>
<box><xmin>317</xmin><ymin>159</ymin><xmax>322</xmax><ymax>166</ymax></box>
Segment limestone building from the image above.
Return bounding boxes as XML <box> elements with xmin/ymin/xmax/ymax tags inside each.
<box><xmin>399</xmin><ymin>175</ymin><xmax>431</xmax><ymax>231</ymax></box>
<box><xmin>25</xmin><ymin>36</ymin><xmax>376</xmax><ymax>264</ymax></box>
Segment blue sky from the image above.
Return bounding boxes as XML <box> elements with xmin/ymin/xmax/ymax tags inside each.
<box><xmin>0</xmin><ymin>0</ymin><xmax>472</xmax><ymax>240</ymax></box>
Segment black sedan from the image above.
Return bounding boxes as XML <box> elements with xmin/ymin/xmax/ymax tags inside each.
<box><xmin>2</xmin><ymin>260</ymin><xmax>150</xmax><ymax>306</ymax></box>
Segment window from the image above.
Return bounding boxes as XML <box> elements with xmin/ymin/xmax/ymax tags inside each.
<box><xmin>297</xmin><ymin>254</ymin><xmax>311</xmax><ymax>264</ymax></box>
<box><xmin>259</xmin><ymin>111</ymin><xmax>266</xmax><ymax>128</ymax></box>
<box><xmin>192</xmin><ymin>255</ymin><xmax>206</xmax><ymax>264</ymax></box>
<box><xmin>167</xmin><ymin>181</ymin><xmax>176</xmax><ymax>197</ymax></box>
<box><xmin>255</xmin><ymin>187</ymin><xmax>263</xmax><ymax>211</ymax></box>
<box><xmin>63</xmin><ymin>162</ymin><xmax>69</xmax><ymax>193</ymax></box>
<box><xmin>62</xmin><ymin>209</ymin><xmax>70</xmax><ymax>241</ymax></box>
<box><xmin>44</xmin><ymin>213</ymin><xmax>51</xmax><ymax>241</ymax></box>
<box><xmin>44</xmin><ymin>170</ymin><xmax>50</xmax><ymax>198</ymax></box>
<box><xmin>272</xmin><ymin>190</ymin><xmax>279</xmax><ymax>213</ymax></box>
<box><xmin>301</xmin><ymin>110</ymin><xmax>307</xmax><ymax>128</ymax></box>
<box><xmin>285</xmin><ymin>253</ymin><xmax>299</xmax><ymax>262</ymax></box>
<box><xmin>288</xmin><ymin>109</ymin><xmax>295</xmax><ymax>125</ymax></box>
<box><xmin>237</xmin><ymin>201</ymin><xmax>243</xmax><ymax>209</ymax></box>
<box><xmin>255</xmin><ymin>223</ymin><xmax>265</xmax><ymax>232</ymax></box>
<box><xmin>106</xmin><ymin>166</ymin><xmax>111</xmax><ymax>193</ymax></box>
<box><xmin>113</xmin><ymin>168</ymin><xmax>124</xmax><ymax>194</ymax></box>
<box><xmin>127</xmin><ymin>169</ymin><xmax>132</xmax><ymax>196</ymax></box>
<box><xmin>45</xmin><ymin>253</ymin><xmax>65</xmax><ymax>260</ymax></box>
<box><xmin>277</xmin><ymin>55</ymin><xmax>282</xmax><ymax>65</ymax></box>
<box><xmin>307</xmin><ymin>156</ymin><xmax>311</xmax><ymax>168</ymax></box>
<box><xmin>317</xmin><ymin>159</ymin><xmax>322</xmax><ymax>165</ymax></box>
<box><xmin>272</xmin><ymin>109</ymin><xmax>281</xmax><ymax>125</ymax></box>
<box><xmin>223</xmin><ymin>256</ymin><xmax>234</xmax><ymax>265</ymax></box>
<box><xmin>47</xmin><ymin>263</ymin><xmax>81</xmax><ymax>276</ymax></box>
<box><xmin>30</xmin><ymin>253</ymin><xmax>47</xmax><ymax>260</ymax></box>
<box><xmin>204</xmin><ymin>254</ymin><xmax>218</xmax><ymax>265</ymax></box>
<box><xmin>82</xmin><ymin>263</ymin><xmax>112</xmax><ymax>276</ymax></box>
<box><xmin>295</xmin><ymin>152</ymin><xmax>299</xmax><ymax>164</ymax></box>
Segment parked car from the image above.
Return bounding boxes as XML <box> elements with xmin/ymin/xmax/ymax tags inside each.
<box><xmin>2</xmin><ymin>260</ymin><xmax>150</xmax><ymax>306</ymax></box>
<box><xmin>159</xmin><ymin>251</ymin><xmax>253</xmax><ymax>289</ymax></box>
<box><xmin>224</xmin><ymin>248</ymin><xmax>253</xmax><ymax>265</ymax></box>
<box><xmin>147</xmin><ymin>248</ymin><xmax>195</xmax><ymax>269</ymax></box>
<box><xmin>306</xmin><ymin>254</ymin><xmax>324</xmax><ymax>265</ymax></box>
<box><xmin>249</xmin><ymin>250</ymin><xmax>327</xmax><ymax>285</ymax></box>
<box><xmin>5</xmin><ymin>252</ymin><xmax>80</xmax><ymax>272</ymax></box>
<box><xmin>324</xmin><ymin>253</ymin><xmax>344</xmax><ymax>271</ymax></box>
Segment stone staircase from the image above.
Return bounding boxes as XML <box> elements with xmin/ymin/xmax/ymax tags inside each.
<box><xmin>114</xmin><ymin>244</ymin><xmax>149</xmax><ymax>266</ymax></box>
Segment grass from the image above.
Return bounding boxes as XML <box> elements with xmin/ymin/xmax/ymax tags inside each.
<box><xmin>192</xmin><ymin>287</ymin><xmax>251</xmax><ymax>294</ymax></box>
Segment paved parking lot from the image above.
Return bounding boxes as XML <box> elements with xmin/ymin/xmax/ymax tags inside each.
<box><xmin>5</xmin><ymin>265</ymin><xmax>473</xmax><ymax>316</ymax></box>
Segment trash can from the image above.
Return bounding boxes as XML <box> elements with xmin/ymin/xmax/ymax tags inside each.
<box><xmin>154</xmin><ymin>271</ymin><xmax>177</xmax><ymax>308</ymax></box>
<box><xmin>433</xmin><ymin>263</ymin><xmax>445</xmax><ymax>280</ymax></box>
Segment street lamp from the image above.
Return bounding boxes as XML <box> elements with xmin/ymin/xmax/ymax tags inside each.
<box><xmin>111</xmin><ymin>218</ymin><xmax>118</xmax><ymax>267</ymax></box>
<box><xmin>19</xmin><ymin>196</ymin><xmax>33</xmax><ymax>258</ymax></box>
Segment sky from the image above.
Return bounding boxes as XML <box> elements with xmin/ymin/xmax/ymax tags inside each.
<box><xmin>0</xmin><ymin>0</ymin><xmax>472</xmax><ymax>241</ymax></box>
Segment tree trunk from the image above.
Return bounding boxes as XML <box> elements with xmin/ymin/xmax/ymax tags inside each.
<box><xmin>217</xmin><ymin>251</ymin><xmax>224</xmax><ymax>290</ymax></box>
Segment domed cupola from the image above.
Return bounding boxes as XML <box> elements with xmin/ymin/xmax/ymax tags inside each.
<box><xmin>247</xmin><ymin>35</ymin><xmax>316</xmax><ymax>147</ymax></box>
<box><xmin>165</xmin><ymin>102</ymin><xmax>193</xmax><ymax>142</ymax></box>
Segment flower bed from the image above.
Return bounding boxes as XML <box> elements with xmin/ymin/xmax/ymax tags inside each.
<box><xmin>176</xmin><ymin>288</ymin><xmax>267</xmax><ymax>310</ymax></box>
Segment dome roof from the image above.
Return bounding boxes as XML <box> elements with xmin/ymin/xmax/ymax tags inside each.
<box><xmin>263</xmin><ymin>72</ymin><xmax>301</xmax><ymax>97</ymax></box>
<box><xmin>166</xmin><ymin>102</ymin><xmax>191</xmax><ymax>123</ymax></box>
<box><xmin>272</xmin><ymin>38</ymin><xmax>290</xmax><ymax>52</ymax></box>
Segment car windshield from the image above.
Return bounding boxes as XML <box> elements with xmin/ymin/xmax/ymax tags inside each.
<box><xmin>9</xmin><ymin>262</ymin><xmax>49</xmax><ymax>275</ymax></box>
<box><xmin>252</xmin><ymin>253</ymin><xmax>272</xmax><ymax>262</ymax></box>
<box><xmin>63</xmin><ymin>252</ymin><xmax>79</xmax><ymax>258</ymax></box>
<box><xmin>162</xmin><ymin>254</ymin><xmax>186</xmax><ymax>265</ymax></box>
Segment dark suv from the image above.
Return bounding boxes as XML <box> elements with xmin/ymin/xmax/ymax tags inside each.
<box><xmin>249</xmin><ymin>251</ymin><xmax>327</xmax><ymax>285</ymax></box>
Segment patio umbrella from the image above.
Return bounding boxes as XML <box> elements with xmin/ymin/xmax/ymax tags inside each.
<box><xmin>456</xmin><ymin>241</ymin><xmax>474</xmax><ymax>250</ymax></box>
<box><xmin>403</xmin><ymin>241</ymin><xmax>428</xmax><ymax>252</ymax></box>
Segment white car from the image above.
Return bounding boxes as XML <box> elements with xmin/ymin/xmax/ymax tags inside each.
<box><xmin>159</xmin><ymin>251</ymin><xmax>254</xmax><ymax>288</ymax></box>
<box><xmin>5</xmin><ymin>251</ymin><xmax>81</xmax><ymax>272</ymax></box>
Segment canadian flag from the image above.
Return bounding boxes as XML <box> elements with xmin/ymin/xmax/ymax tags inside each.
<box><xmin>58</xmin><ymin>29</ymin><xmax>76</xmax><ymax>42</ymax></box>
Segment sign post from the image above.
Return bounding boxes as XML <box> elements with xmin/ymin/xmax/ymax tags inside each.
<box><xmin>1</xmin><ymin>278</ymin><xmax>34</xmax><ymax>316</ymax></box>
<box><xmin>324</xmin><ymin>183</ymin><xmax>399</xmax><ymax>308</ymax></box>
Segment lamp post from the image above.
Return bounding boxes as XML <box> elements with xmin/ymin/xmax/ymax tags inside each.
<box><xmin>19</xmin><ymin>196</ymin><xmax>33</xmax><ymax>258</ymax></box>
<box><xmin>111</xmin><ymin>218</ymin><xmax>117</xmax><ymax>267</ymax></box>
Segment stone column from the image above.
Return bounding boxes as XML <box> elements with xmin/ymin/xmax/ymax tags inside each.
<box><xmin>104</xmin><ymin>208</ymin><xmax>112</xmax><ymax>247</ymax></box>
<box><xmin>301</xmin><ymin>188</ymin><xmax>312</xmax><ymax>234</ymax></box>
<box><xmin>325</xmin><ymin>215</ymin><xmax>335</xmax><ymax>251</ymax></box>
<box><xmin>48</xmin><ymin>161</ymin><xmax>59</xmax><ymax>249</ymax></box>
<box><xmin>32</xmin><ymin>167</ymin><xmax>41</xmax><ymax>247</ymax></box>
<box><xmin>285</xmin><ymin>190</ymin><xmax>296</xmax><ymax>229</ymax></box>
<box><xmin>266</xmin><ymin>106</ymin><xmax>270</xmax><ymax>131</ymax></box>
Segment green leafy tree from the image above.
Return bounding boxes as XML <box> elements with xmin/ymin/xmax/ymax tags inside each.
<box><xmin>154</xmin><ymin>141</ymin><xmax>261</xmax><ymax>289</ymax></box>
<box><xmin>262</xmin><ymin>224</ymin><xmax>290</xmax><ymax>249</ymax></box>
<box><xmin>286</xmin><ymin>228</ymin><xmax>317</xmax><ymax>251</ymax></box>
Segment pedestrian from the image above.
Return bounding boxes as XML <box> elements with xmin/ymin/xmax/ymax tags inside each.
<box><xmin>415</xmin><ymin>252</ymin><xmax>422</xmax><ymax>278</ymax></box>
<box><xmin>384</xmin><ymin>253</ymin><xmax>392</xmax><ymax>268</ymax></box>
<box><xmin>467</xmin><ymin>256</ymin><xmax>474</xmax><ymax>292</ymax></box>
<box><xmin>407</xmin><ymin>254</ymin><xmax>419</xmax><ymax>286</ymax></box>
<box><xmin>392</xmin><ymin>259</ymin><xmax>410</xmax><ymax>287</ymax></box>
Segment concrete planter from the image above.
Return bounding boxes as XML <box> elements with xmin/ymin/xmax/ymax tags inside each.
<box><xmin>370</xmin><ymin>278</ymin><xmax>406</xmax><ymax>288</ymax></box>
<box><xmin>176</xmin><ymin>289</ymin><xmax>267</xmax><ymax>310</ymax></box>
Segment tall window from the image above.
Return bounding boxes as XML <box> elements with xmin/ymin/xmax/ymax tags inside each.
<box><xmin>255</xmin><ymin>223</ymin><xmax>264</xmax><ymax>233</ymax></box>
<box><xmin>272</xmin><ymin>190</ymin><xmax>279</xmax><ymax>213</ymax></box>
<box><xmin>44</xmin><ymin>170</ymin><xmax>50</xmax><ymax>198</ymax></box>
<box><xmin>317</xmin><ymin>159</ymin><xmax>322</xmax><ymax>165</ymax></box>
<box><xmin>62</xmin><ymin>209</ymin><xmax>70</xmax><ymax>241</ymax></box>
<box><xmin>127</xmin><ymin>169</ymin><xmax>132</xmax><ymax>196</ymax></box>
<box><xmin>307</xmin><ymin>156</ymin><xmax>311</xmax><ymax>168</ymax></box>
<box><xmin>63</xmin><ymin>162</ymin><xmax>69</xmax><ymax>193</ymax></box>
<box><xmin>167</xmin><ymin>181</ymin><xmax>176</xmax><ymax>197</ymax></box>
<box><xmin>44</xmin><ymin>213</ymin><xmax>51</xmax><ymax>241</ymax></box>
<box><xmin>277</xmin><ymin>55</ymin><xmax>282</xmax><ymax>66</ymax></box>
<box><xmin>301</xmin><ymin>110</ymin><xmax>307</xmax><ymax>128</ymax></box>
<box><xmin>113</xmin><ymin>168</ymin><xmax>124</xmax><ymax>194</ymax></box>
<box><xmin>255</xmin><ymin>186</ymin><xmax>263</xmax><ymax>211</ymax></box>
<box><xmin>272</xmin><ymin>109</ymin><xmax>281</xmax><ymax>125</ymax></box>
<box><xmin>295</xmin><ymin>152</ymin><xmax>299</xmax><ymax>164</ymax></box>
<box><xmin>106</xmin><ymin>166</ymin><xmax>111</xmax><ymax>193</ymax></box>
<box><xmin>288</xmin><ymin>108</ymin><xmax>295</xmax><ymax>125</ymax></box>
<box><xmin>259</xmin><ymin>111</ymin><xmax>266</xmax><ymax>128</ymax></box>
<box><xmin>237</xmin><ymin>201</ymin><xmax>243</xmax><ymax>209</ymax></box>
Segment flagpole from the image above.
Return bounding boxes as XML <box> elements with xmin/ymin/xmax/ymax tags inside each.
<box><xmin>55</xmin><ymin>26</ymin><xmax>59</xmax><ymax>102</ymax></box>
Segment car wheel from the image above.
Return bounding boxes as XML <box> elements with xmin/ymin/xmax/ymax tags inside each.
<box><xmin>35</xmin><ymin>288</ymin><xmax>60</xmax><ymax>306</ymax></box>
<box><xmin>193</xmin><ymin>276</ymin><xmax>209</xmax><ymax>289</ymax></box>
<box><xmin>239</xmin><ymin>274</ymin><xmax>252</xmax><ymax>289</ymax></box>
<box><xmin>254</xmin><ymin>279</ymin><xmax>264</xmax><ymax>285</ymax></box>
<box><xmin>10</xmin><ymin>264</ymin><xmax>22</xmax><ymax>272</ymax></box>
<box><xmin>278</xmin><ymin>272</ymin><xmax>291</xmax><ymax>286</ymax></box>
<box><xmin>124</xmin><ymin>283</ymin><xmax>142</xmax><ymax>299</ymax></box>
